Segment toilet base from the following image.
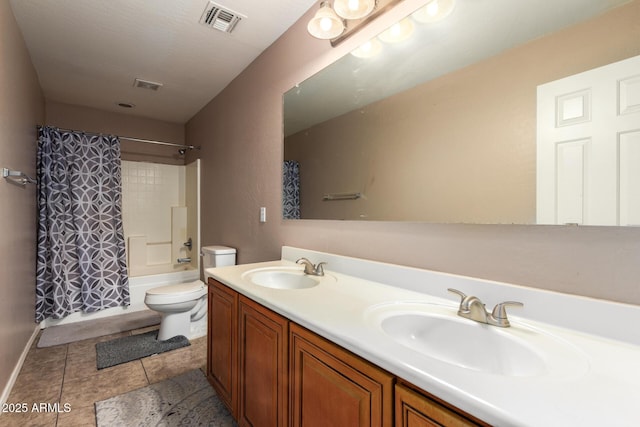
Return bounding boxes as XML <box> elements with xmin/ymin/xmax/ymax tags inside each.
<box><xmin>157</xmin><ymin>311</ymin><xmax>191</xmax><ymax>341</ymax></box>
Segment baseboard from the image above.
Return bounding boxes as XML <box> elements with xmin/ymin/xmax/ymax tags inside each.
<box><xmin>0</xmin><ymin>325</ymin><xmax>40</xmax><ymax>408</ymax></box>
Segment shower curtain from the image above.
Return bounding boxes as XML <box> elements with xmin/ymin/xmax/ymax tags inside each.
<box><xmin>283</xmin><ymin>160</ymin><xmax>301</xmax><ymax>219</ymax></box>
<box><xmin>35</xmin><ymin>126</ymin><xmax>130</xmax><ymax>322</ymax></box>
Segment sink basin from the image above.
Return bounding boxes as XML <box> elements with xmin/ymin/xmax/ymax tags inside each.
<box><xmin>365</xmin><ymin>302</ymin><xmax>588</xmax><ymax>378</ymax></box>
<box><xmin>241</xmin><ymin>266</ymin><xmax>335</xmax><ymax>290</ymax></box>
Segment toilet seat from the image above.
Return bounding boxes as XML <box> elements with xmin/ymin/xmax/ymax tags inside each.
<box><xmin>144</xmin><ymin>280</ymin><xmax>206</xmax><ymax>305</ymax></box>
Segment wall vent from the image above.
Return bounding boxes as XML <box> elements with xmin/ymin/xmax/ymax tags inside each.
<box><xmin>199</xmin><ymin>1</ymin><xmax>246</xmax><ymax>33</ymax></box>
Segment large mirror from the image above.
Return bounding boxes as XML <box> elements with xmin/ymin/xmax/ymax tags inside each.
<box><xmin>283</xmin><ymin>0</ymin><xmax>639</xmax><ymax>224</ymax></box>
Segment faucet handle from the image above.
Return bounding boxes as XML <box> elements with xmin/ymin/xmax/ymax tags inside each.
<box><xmin>490</xmin><ymin>301</ymin><xmax>523</xmax><ymax>327</ymax></box>
<box><xmin>315</xmin><ymin>262</ymin><xmax>327</xmax><ymax>276</ymax></box>
<box><xmin>447</xmin><ymin>288</ymin><xmax>468</xmax><ymax>306</ymax></box>
<box><xmin>491</xmin><ymin>301</ymin><xmax>524</xmax><ymax>319</ymax></box>
<box><xmin>296</xmin><ymin>258</ymin><xmax>313</xmax><ymax>274</ymax></box>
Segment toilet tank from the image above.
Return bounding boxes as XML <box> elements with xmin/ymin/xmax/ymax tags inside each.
<box><xmin>201</xmin><ymin>245</ymin><xmax>236</xmax><ymax>269</ymax></box>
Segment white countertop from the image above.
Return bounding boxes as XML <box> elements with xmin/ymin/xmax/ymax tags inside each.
<box><xmin>205</xmin><ymin>247</ymin><xmax>640</xmax><ymax>426</ymax></box>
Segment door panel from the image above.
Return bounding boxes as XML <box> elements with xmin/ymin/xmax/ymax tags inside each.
<box><xmin>537</xmin><ymin>54</ymin><xmax>640</xmax><ymax>225</ymax></box>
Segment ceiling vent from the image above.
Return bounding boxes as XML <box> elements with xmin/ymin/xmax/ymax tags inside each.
<box><xmin>199</xmin><ymin>1</ymin><xmax>246</xmax><ymax>33</ymax></box>
<box><xmin>133</xmin><ymin>78</ymin><xmax>163</xmax><ymax>91</ymax></box>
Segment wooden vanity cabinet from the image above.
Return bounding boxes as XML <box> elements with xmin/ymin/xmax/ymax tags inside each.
<box><xmin>238</xmin><ymin>295</ymin><xmax>289</xmax><ymax>427</ymax></box>
<box><xmin>207</xmin><ymin>278</ymin><xmax>289</xmax><ymax>426</ymax></box>
<box><xmin>289</xmin><ymin>323</ymin><xmax>394</xmax><ymax>427</ymax></box>
<box><xmin>207</xmin><ymin>278</ymin><xmax>238</xmax><ymax>416</ymax></box>
<box><xmin>395</xmin><ymin>382</ymin><xmax>489</xmax><ymax>427</ymax></box>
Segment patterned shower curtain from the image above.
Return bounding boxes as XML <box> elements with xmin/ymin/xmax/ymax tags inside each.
<box><xmin>283</xmin><ymin>160</ymin><xmax>300</xmax><ymax>219</ymax></box>
<box><xmin>35</xmin><ymin>126</ymin><xmax>130</xmax><ymax>322</ymax></box>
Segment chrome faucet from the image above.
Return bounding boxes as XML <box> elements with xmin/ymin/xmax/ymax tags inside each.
<box><xmin>177</xmin><ymin>257</ymin><xmax>192</xmax><ymax>264</ymax></box>
<box><xmin>296</xmin><ymin>258</ymin><xmax>326</xmax><ymax>276</ymax></box>
<box><xmin>448</xmin><ymin>288</ymin><xmax>523</xmax><ymax>327</ymax></box>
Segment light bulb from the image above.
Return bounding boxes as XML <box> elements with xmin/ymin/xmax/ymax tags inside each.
<box><xmin>307</xmin><ymin>1</ymin><xmax>345</xmax><ymax>39</ymax></box>
<box><xmin>390</xmin><ymin>23</ymin><xmax>402</xmax><ymax>37</ymax></box>
<box><xmin>334</xmin><ymin>0</ymin><xmax>375</xmax><ymax>20</ymax></box>
<box><xmin>427</xmin><ymin>0</ymin><xmax>439</xmax><ymax>16</ymax></box>
<box><xmin>378</xmin><ymin>18</ymin><xmax>414</xmax><ymax>43</ymax></box>
<box><xmin>320</xmin><ymin>17</ymin><xmax>333</xmax><ymax>32</ymax></box>
<box><xmin>412</xmin><ymin>0</ymin><xmax>456</xmax><ymax>24</ymax></box>
<box><xmin>350</xmin><ymin>38</ymin><xmax>382</xmax><ymax>58</ymax></box>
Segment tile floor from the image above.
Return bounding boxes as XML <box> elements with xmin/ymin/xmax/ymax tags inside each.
<box><xmin>0</xmin><ymin>326</ymin><xmax>207</xmax><ymax>427</ymax></box>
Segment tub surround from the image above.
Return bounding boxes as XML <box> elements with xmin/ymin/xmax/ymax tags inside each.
<box><xmin>206</xmin><ymin>246</ymin><xmax>640</xmax><ymax>426</ymax></box>
<box><xmin>121</xmin><ymin>160</ymin><xmax>199</xmax><ymax>276</ymax></box>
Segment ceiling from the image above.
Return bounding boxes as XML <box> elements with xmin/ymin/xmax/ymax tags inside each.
<box><xmin>9</xmin><ymin>0</ymin><xmax>318</xmax><ymax>124</ymax></box>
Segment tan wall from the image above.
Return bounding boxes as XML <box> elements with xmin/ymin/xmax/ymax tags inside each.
<box><xmin>0</xmin><ymin>0</ymin><xmax>45</xmax><ymax>399</ymax></box>
<box><xmin>188</xmin><ymin>0</ymin><xmax>640</xmax><ymax>305</ymax></box>
<box><xmin>46</xmin><ymin>101</ymin><xmax>186</xmax><ymax>165</ymax></box>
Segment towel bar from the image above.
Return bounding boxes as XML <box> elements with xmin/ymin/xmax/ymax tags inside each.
<box><xmin>322</xmin><ymin>192</ymin><xmax>362</xmax><ymax>201</ymax></box>
<box><xmin>2</xmin><ymin>167</ymin><xmax>36</xmax><ymax>186</ymax></box>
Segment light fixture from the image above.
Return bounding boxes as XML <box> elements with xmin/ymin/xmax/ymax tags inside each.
<box><xmin>307</xmin><ymin>0</ymin><xmax>403</xmax><ymax>46</ymax></box>
<box><xmin>411</xmin><ymin>0</ymin><xmax>456</xmax><ymax>24</ymax></box>
<box><xmin>333</xmin><ymin>0</ymin><xmax>376</xmax><ymax>20</ymax></box>
<box><xmin>350</xmin><ymin>38</ymin><xmax>383</xmax><ymax>58</ymax></box>
<box><xmin>378</xmin><ymin>17</ymin><xmax>414</xmax><ymax>43</ymax></box>
<box><xmin>307</xmin><ymin>1</ymin><xmax>345</xmax><ymax>40</ymax></box>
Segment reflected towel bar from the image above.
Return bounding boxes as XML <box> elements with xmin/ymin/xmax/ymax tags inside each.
<box><xmin>322</xmin><ymin>192</ymin><xmax>362</xmax><ymax>201</ymax></box>
<box><xmin>2</xmin><ymin>168</ymin><xmax>36</xmax><ymax>186</ymax></box>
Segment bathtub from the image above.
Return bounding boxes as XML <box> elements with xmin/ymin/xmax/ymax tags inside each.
<box><xmin>40</xmin><ymin>269</ymin><xmax>207</xmax><ymax>338</ymax></box>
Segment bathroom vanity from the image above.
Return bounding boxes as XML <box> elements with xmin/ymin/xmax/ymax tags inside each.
<box><xmin>206</xmin><ymin>247</ymin><xmax>640</xmax><ymax>426</ymax></box>
<box><xmin>206</xmin><ymin>278</ymin><xmax>486</xmax><ymax>426</ymax></box>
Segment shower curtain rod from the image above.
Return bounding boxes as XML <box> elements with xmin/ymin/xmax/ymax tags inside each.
<box><xmin>40</xmin><ymin>126</ymin><xmax>201</xmax><ymax>150</ymax></box>
<box><xmin>119</xmin><ymin>135</ymin><xmax>200</xmax><ymax>150</ymax></box>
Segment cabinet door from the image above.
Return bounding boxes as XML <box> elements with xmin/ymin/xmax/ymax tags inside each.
<box><xmin>238</xmin><ymin>295</ymin><xmax>289</xmax><ymax>427</ymax></box>
<box><xmin>207</xmin><ymin>278</ymin><xmax>238</xmax><ymax>416</ymax></box>
<box><xmin>289</xmin><ymin>323</ymin><xmax>394</xmax><ymax>427</ymax></box>
<box><xmin>395</xmin><ymin>384</ymin><xmax>486</xmax><ymax>427</ymax></box>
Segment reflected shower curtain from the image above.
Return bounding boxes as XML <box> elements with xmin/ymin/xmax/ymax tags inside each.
<box><xmin>35</xmin><ymin>126</ymin><xmax>130</xmax><ymax>322</ymax></box>
<box><xmin>283</xmin><ymin>160</ymin><xmax>300</xmax><ymax>219</ymax></box>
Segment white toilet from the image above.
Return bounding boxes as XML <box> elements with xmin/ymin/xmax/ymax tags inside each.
<box><xmin>144</xmin><ymin>245</ymin><xmax>236</xmax><ymax>340</ymax></box>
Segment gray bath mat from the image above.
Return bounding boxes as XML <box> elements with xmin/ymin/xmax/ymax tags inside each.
<box><xmin>38</xmin><ymin>310</ymin><xmax>161</xmax><ymax>348</ymax></box>
<box><xmin>96</xmin><ymin>330</ymin><xmax>190</xmax><ymax>369</ymax></box>
<box><xmin>95</xmin><ymin>369</ymin><xmax>236</xmax><ymax>426</ymax></box>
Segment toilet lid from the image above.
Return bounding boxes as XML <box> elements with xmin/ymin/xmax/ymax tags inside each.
<box><xmin>146</xmin><ymin>280</ymin><xmax>205</xmax><ymax>295</ymax></box>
